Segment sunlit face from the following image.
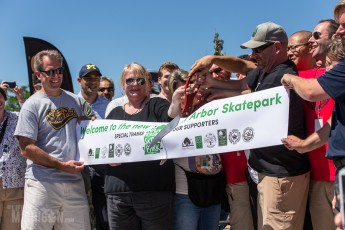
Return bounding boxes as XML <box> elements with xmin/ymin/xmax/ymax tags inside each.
<box><xmin>78</xmin><ymin>72</ymin><xmax>101</xmax><ymax>96</ymax></box>
<box><xmin>309</xmin><ymin>22</ymin><xmax>332</xmax><ymax>60</ymax></box>
<box><xmin>123</xmin><ymin>71</ymin><xmax>148</xmax><ymax>100</ymax></box>
<box><xmin>209</xmin><ymin>64</ymin><xmax>231</xmax><ymax>80</ymax></box>
<box><xmin>98</xmin><ymin>80</ymin><xmax>114</xmax><ymax>100</ymax></box>
<box><xmin>335</xmin><ymin>7</ymin><xmax>345</xmax><ymax>47</ymax></box>
<box><xmin>158</xmin><ymin>68</ymin><xmax>172</xmax><ymax>96</ymax></box>
<box><xmin>251</xmin><ymin>43</ymin><xmax>277</xmax><ymax>73</ymax></box>
<box><xmin>287</xmin><ymin>35</ymin><xmax>311</xmax><ymax>69</ymax></box>
<box><xmin>36</xmin><ymin>56</ymin><xmax>63</xmax><ymax>95</ymax></box>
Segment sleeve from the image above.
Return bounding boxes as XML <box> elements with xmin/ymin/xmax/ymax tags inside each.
<box><xmin>153</xmin><ymin>98</ymin><xmax>172</xmax><ymax>122</ymax></box>
<box><xmin>14</xmin><ymin>107</ymin><xmax>38</xmax><ymax>141</ymax></box>
<box><xmin>318</xmin><ymin>60</ymin><xmax>345</xmax><ymax>101</ymax></box>
<box><xmin>81</xmin><ymin>98</ymin><xmax>95</xmax><ymax>118</ymax></box>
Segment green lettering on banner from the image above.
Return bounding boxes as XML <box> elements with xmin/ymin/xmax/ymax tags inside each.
<box><xmin>143</xmin><ymin>124</ymin><xmax>166</xmax><ymax>155</ymax></box>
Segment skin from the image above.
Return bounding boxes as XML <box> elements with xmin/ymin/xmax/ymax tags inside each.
<box><xmin>309</xmin><ymin>21</ymin><xmax>333</xmax><ymax>66</ymax></box>
<box><xmin>98</xmin><ymin>79</ymin><xmax>114</xmax><ymax>100</ymax></box>
<box><xmin>209</xmin><ymin>64</ymin><xmax>231</xmax><ymax>80</ymax></box>
<box><xmin>78</xmin><ymin>71</ymin><xmax>101</xmax><ymax>104</ymax></box>
<box><xmin>288</xmin><ymin>33</ymin><xmax>315</xmax><ymax>70</ymax></box>
<box><xmin>158</xmin><ymin>68</ymin><xmax>173</xmax><ymax>101</ymax></box>
<box><xmin>18</xmin><ymin>55</ymin><xmax>85</xmax><ymax>173</ymax></box>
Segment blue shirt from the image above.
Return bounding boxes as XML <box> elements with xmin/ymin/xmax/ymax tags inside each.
<box><xmin>77</xmin><ymin>92</ymin><xmax>109</xmax><ymax>119</ymax></box>
<box><xmin>318</xmin><ymin>60</ymin><xmax>345</xmax><ymax>159</ymax></box>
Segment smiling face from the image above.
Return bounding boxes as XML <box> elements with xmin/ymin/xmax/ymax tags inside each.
<box><xmin>309</xmin><ymin>22</ymin><xmax>333</xmax><ymax>61</ymax></box>
<box><xmin>78</xmin><ymin>71</ymin><xmax>101</xmax><ymax>96</ymax></box>
<box><xmin>123</xmin><ymin>71</ymin><xmax>148</xmax><ymax>101</ymax></box>
<box><xmin>287</xmin><ymin>33</ymin><xmax>312</xmax><ymax>70</ymax></box>
<box><xmin>36</xmin><ymin>55</ymin><xmax>63</xmax><ymax>96</ymax></box>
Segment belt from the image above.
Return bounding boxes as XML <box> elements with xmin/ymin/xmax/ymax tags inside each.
<box><xmin>333</xmin><ymin>158</ymin><xmax>345</xmax><ymax>169</ymax></box>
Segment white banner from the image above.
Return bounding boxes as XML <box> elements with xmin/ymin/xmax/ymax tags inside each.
<box><xmin>77</xmin><ymin>86</ymin><xmax>290</xmax><ymax>165</ymax></box>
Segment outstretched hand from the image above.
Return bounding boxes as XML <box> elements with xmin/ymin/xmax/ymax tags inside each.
<box><xmin>189</xmin><ymin>55</ymin><xmax>215</xmax><ymax>77</ymax></box>
<box><xmin>281</xmin><ymin>135</ymin><xmax>307</xmax><ymax>153</ymax></box>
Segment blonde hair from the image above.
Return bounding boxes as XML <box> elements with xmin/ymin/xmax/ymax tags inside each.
<box><xmin>119</xmin><ymin>62</ymin><xmax>149</xmax><ymax>89</ymax></box>
<box><xmin>168</xmin><ymin>69</ymin><xmax>188</xmax><ymax>93</ymax></box>
<box><xmin>327</xmin><ymin>38</ymin><xmax>345</xmax><ymax>62</ymax></box>
<box><xmin>334</xmin><ymin>0</ymin><xmax>345</xmax><ymax>22</ymax></box>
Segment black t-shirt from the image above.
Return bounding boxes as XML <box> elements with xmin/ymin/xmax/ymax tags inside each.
<box><xmin>318</xmin><ymin>60</ymin><xmax>345</xmax><ymax>159</ymax></box>
<box><xmin>104</xmin><ymin>97</ymin><xmax>175</xmax><ymax>194</ymax></box>
<box><xmin>246</xmin><ymin>59</ymin><xmax>310</xmax><ymax>177</ymax></box>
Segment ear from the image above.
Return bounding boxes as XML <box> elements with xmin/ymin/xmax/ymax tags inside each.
<box><xmin>77</xmin><ymin>78</ymin><xmax>82</xmax><ymax>85</ymax></box>
<box><xmin>35</xmin><ymin>71</ymin><xmax>42</xmax><ymax>81</ymax></box>
<box><xmin>158</xmin><ymin>77</ymin><xmax>162</xmax><ymax>84</ymax></box>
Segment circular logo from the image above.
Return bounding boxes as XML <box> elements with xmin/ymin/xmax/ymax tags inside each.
<box><xmin>124</xmin><ymin>143</ymin><xmax>131</xmax><ymax>156</ymax></box>
<box><xmin>229</xmin><ymin>129</ymin><xmax>241</xmax><ymax>144</ymax></box>
<box><xmin>115</xmin><ymin>144</ymin><xmax>123</xmax><ymax>157</ymax></box>
<box><xmin>242</xmin><ymin>127</ymin><xmax>255</xmax><ymax>142</ymax></box>
<box><xmin>204</xmin><ymin>133</ymin><xmax>216</xmax><ymax>148</ymax></box>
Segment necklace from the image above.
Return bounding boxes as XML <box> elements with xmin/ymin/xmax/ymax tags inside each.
<box><xmin>123</xmin><ymin>96</ymin><xmax>148</xmax><ymax>119</ymax></box>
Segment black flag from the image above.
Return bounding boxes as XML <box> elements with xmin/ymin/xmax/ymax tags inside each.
<box><xmin>23</xmin><ymin>37</ymin><xmax>74</xmax><ymax>95</ymax></box>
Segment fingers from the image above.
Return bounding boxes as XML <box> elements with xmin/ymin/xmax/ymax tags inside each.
<box><xmin>110</xmin><ymin>163</ymin><xmax>122</xmax><ymax>167</ymax></box>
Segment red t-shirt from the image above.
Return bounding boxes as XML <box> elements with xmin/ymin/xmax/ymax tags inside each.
<box><xmin>299</xmin><ymin>67</ymin><xmax>335</xmax><ymax>181</ymax></box>
<box><xmin>221</xmin><ymin>151</ymin><xmax>247</xmax><ymax>183</ymax></box>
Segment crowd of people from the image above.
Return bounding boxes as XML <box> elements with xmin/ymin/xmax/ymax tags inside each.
<box><xmin>2</xmin><ymin>1</ymin><xmax>345</xmax><ymax>230</ymax></box>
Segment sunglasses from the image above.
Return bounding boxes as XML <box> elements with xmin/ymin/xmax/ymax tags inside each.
<box><xmin>125</xmin><ymin>78</ymin><xmax>146</xmax><ymax>86</ymax></box>
<box><xmin>252</xmin><ymin>42</ymin><xmax>274</xmax><ymax>53</ymax></box>
<box><xmin>40</xmin><ymin>67</ymin><xmax>64</xmax><ymax>76</ymax></box>
<box><xmin>312</xmin><ymin>31</ymin><xmax>321</xmax><ymax>40</ymax></box>
<box><xmin>210</xmin><ymin>68</ymin><xmax>222</xmax><ymax>74</ymax></box>
<box><xmin>99</xmin><ymin>87</ymin><xmax>114</xmax><ymax>92</ymax></box>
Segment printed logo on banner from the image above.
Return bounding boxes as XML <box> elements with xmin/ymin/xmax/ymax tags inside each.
<box><xmin>229</xmin><ymin>129</ymin><xmax>241</xmax><ymax>144</ymax></box>
<box><xmin>88</xmin><ymin>148</ymin><xmax>94</xmax><ymax>158</ymax></box>
<box><xmin>101</xmin><ymin>147</ymin><xmax>107</xmax><ymax>159</ymax></box>
<box><xmin>124</xmin><ymin>143</ymin><xmax>131</xmax><ymax>156</ymax></box>
<box><xmin>242</xmin><ymin>127</ymin><xmax>255</xmax><ymax>142</ymax></box>
<box><xmin>115</xmin><ymin>144</ymin><xmax>123</xmax><ymax>157</ymax></box>
<box><xmin>95</xmin><ymin>148</ymin><xmax>100</xmax><ymax>159</ymax></box>
<box><xmin>204</xmin><ymin>133</ymin><xmax>216</xmax><ymax>148</ymax></box>
<box><xmin>182</xmin><ymin>137</ymin><xmax>195</xmax><ymax>149</ymax></box>
<box><xmin>217</xmin><ymin>129</ymin><xmax>227</xmax><ymax>146</ymax></box>
<box><xmin>109</xmin><ymin>144</ymin><xmax>114</xmax><ymax>158</ymax></box>
<box><xmin>143</xmin><ymin>124</ymin><xmax>166</xmax><ymax>155</ymax></box>
<box><xmin>195</xmin><ymin>136</ymin><xmax>203</xmax><ymax>149</ymax></box>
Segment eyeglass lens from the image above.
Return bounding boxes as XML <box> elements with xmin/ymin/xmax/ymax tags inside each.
<box><xmin>41</xmin><ymin>68</ymin><xmax>63</xmax><ymax>76</ymax></box>
<box><xmin>126</xmin><ymin>78</ymin><xmax>146</xmax><ymax>85</ymax></box>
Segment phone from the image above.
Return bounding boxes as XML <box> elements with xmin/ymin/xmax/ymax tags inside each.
<box><xmin>338</xmin><ymin>167</ymin><xmax>345</xmax><ymax>230</ymax></box>
<box><xmin>5</xmin><ymin>81</ymin><xmax>16</xmax><ymax>88</ymax></box>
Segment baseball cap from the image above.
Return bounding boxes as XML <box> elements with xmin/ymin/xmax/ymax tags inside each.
<box><xmin>79</xmin><ymin>64</ymin><xmax>102</xmax><ymax>77</ymax></box>
<box><xmin>240</xmin><ymin>22</ymin><xmax>288</xmax><ymax>49</ymax></box>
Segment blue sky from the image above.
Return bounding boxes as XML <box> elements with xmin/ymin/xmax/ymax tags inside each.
<box><xmin>0</xmin><ymin>0</ymin><xmax>339</xmax><ymax>98</ymax></box>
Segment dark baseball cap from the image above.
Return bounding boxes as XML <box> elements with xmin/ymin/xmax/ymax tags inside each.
<box><xmin>79</xmin><ymin>64</ymin><xmax>102</xmax><ymax>77</ymax></box>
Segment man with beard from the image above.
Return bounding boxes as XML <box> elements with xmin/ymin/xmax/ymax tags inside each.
<box><xmin>189</xmin><ymin>21</ymin><xmax>310</xmax><ymax>229</ymax></box>
<box><xmin>309</xmin><ymin>19</ymin><xmax>339</xmax><ymax>66</ymax></box>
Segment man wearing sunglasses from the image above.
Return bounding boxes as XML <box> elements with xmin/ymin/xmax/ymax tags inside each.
<box><xmin>77</xmin><ymin>64</ymin><xmax>110</xmax><ymax>230</ymax></box>
<box><xmin>190</xmin><ymin>21</ymin><xmax>309</xmax><ymax>230</ymax></box>
<box><xmin>309</xmin><ymin>19</ymin><xmax>339</xmax><ymax>67</ymax></box>
<box><xmin>98</xmin><ymin>76</ymin><xmax>115</xmax><ymax>101</ymax></box>
<box><xmin>288</xmin><ymin>30</ymin><xmax>336</xmax><ymax>230</ymax></box>
<box><xmin>281</xmin><ymin>1</ymin><xmax>345</xmax><ymax>227</ymax></box>
<box><xmin>14</xmin><ymin>50</ymin><xmax>94</xmax><ymax>229</ymax></box>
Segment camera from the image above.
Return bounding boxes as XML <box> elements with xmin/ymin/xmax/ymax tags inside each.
<box><xmin>4</xmin><ymin>81</ymin><xmax>16</xmax><ymax>89</ymax></box>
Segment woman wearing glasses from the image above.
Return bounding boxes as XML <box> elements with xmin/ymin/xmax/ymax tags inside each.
<box><xmin>105</xmin><ymin>62</ymin><xmax>183</xmax><ymax>230</ymax></box>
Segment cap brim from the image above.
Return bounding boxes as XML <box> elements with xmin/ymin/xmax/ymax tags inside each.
<box><xmin>240</xmin><ymin>40</ymin><xmax>268</xmax><ymax>49</ymax></box>
<box><xmin>80</xmin><ymin>70</ymin><xmax>102</xmax><ymax>77</ymax></box>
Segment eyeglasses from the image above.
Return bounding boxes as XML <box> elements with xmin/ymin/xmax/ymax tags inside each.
<box><xmin>287</xmin><ymin>42</ymin><xmax>310</xmax><ymax>52</ymax></box>
<box><xmin>125</xmin><ymin>78</ymin><xmax>146</xmax><ymax>85</ymax></box>
<box><xmin>40</xmin><ymin>67</ymin><xmax>63</xmax><ymax>76</ymax></box>
<box><xmin>312</xmin><ymin>31</ymin><xmax>322</xmax><ymax>40</ymax></box>
<box><xmin>210</xmin><ymin>68</ymin><xmax>222</xmax><ymax>74</ymax></box>
<box><xmin>99</xmin><ymin>87</ymin><xmax>114</xmax><ymax>92</ymax></box>
<box><xmin>252</xmin><ymin>42</ymin><xmax>274</xmax><ymax>53</ymax></box>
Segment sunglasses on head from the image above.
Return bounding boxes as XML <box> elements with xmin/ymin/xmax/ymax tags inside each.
<box><xmin>99</xmin><ymin>87</ymin><xmax>114</xmax><ymax>92</ymax></box>
<box><xmin>210</xmin><ymin>68</ymin><xmax>222</xmax><ymax>74</ymax></box>
<box><xmin>125</xmin><ymin>78</ymin><xmax>146</xmax><ymax>86</ymax></box>
<box><xmin>252</xmin><ymin>42</ymin><xmax>274</xmax><ymax>53</ymax></box>
<box><xmin>312</xmin><ymin>31</ymin><xmax>322</xmax><ymax>40</ymax></box>
<box><xmin>40</xmin><ymin>67</ymin><xmax>64</xmax><ymax>76</ymax></box>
